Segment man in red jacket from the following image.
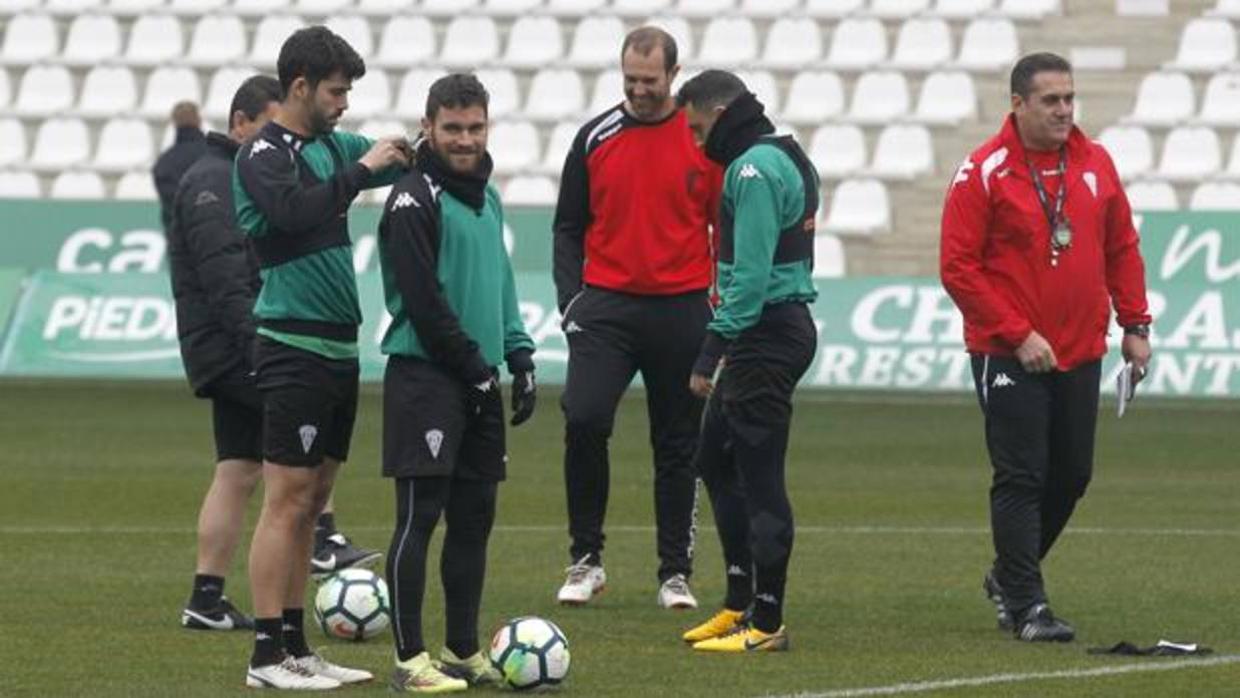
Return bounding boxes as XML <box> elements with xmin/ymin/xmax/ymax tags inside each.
<box><xmin>940</xmin><ymin>53</ymin><xmax>1152</xmax><ymax>643</ymax></box>
<box><xmin>553</xmin><ymin>26</ymin><xmax>721</xmax><ymax>609</ymax></box>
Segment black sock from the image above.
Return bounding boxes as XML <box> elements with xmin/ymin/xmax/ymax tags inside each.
<box><xmin>250</xmin><ymin>617</ymin><xmax>285</xmax><ymax>668</ymax></box>
<box><xmin>188</xmin><ymin>574</ymin><xmax>225</xmax><ymax>610</ymax></box>
<box><xmin>282</xmin><ymin>608</ymin><xmax>311</xmax><ymax>658</ymax></box>
<box><xmin>315</xmin><ymin>513</ymin><xmax>337</xmax><ymax>547</ymax></box>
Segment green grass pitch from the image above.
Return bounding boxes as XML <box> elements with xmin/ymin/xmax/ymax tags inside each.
<box><xmin>1</xmin><ymin>380</ymin><xmax>1238</xmax><ymax>697</ymax></box>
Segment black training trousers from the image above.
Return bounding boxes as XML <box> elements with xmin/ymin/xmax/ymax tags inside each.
<box><xmin>560</xmin><ymin>286</ymin><xmax>711</xmax><ymax>582</ymax></box>
<box><xmin>970</xmin><ymin>355</ymin><xmax>1101</xmax><ymax>615</ymax></box>
<box><xmin>695</xmin><ymin>303</ymin><xmax>817</xmax><ymax>633</ymax></box>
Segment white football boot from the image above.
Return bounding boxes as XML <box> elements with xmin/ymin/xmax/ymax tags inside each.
<box><xmin>290</xmin><ymin>652</ymin><xmax>374</xmax><ymax>684</ymax></box>
<box><xmin>556</xmin><ymin>556</ymin><xmax>606</xmax><ymax>605</ymax></box>
<box><xmin>657</xmin><ymin>573</ymin><xmax>699</xmax><ymax>609</ymax></box>
<box><xmin>245</xmin><ymin>656</ymin><xmax>341</xmax><ymax>690</ymax></box>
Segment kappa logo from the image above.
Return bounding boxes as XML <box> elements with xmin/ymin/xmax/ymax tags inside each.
<box><xmin>991</xmin><ymin>373</ymin><xmax>1016</xmax><ymax>389</ymax></box>
<box><xmin>391</xmin><ymin>192</ymin><xmax>418</xmax><ymax>211</ymax></box>
<box><xmin>738</xmin><ymin>163</ymin><xmax>761</xmax><ymax>179</ymax></box>
<box><xmin>726</xmin><ymin>564</ymin><xmax>748</xmax><ymax>577</ymax></box>
<box><xmin>564</xmin><ymin>321</ymin><xmax>583</xmax><ymax>334</ymax></box>
<box><xmin>425</xmin><ymin>429</ymin><xmax>444</xmax><ymax>459</ymax></box>
<box><xmin>1083</xmin><ymin>171</ymin><xmax>1097</xmax><ymax>198</ymax></box>
<box><xmin>298</xmin><ymin>424</ymin><xmax>318</xmax><ymax>454</ymax></box>
<box><xmin>249</xmin><ymin>139</ymin><xmax>275</xmax><ymax>158</ymax></box>
<box><xmin>756</xmin><ymin>593</ymin><xmax>779</xmax><ymax>605</ymax></box>
<box><xmin>194</xmin><ymin>190</ymin><xmax>220</xmax><ymax>206</ymax></box>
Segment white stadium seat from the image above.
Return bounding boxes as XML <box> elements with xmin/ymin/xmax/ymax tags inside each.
<box><xmin>0</xmin><ymin>118</ymin><xmax>28</xmax><ymax>168</ymax></box>
<box><xmin>357</xmin><ymin>119</ymin><xmax>404</xmax><ymax>140</ymax></box>
<box><xmin>955</xmin><ymin>18</ymin><xmax>1018</xmax><ymax>72</ymax></box>
<box><xmin>847</xmin><ymin>71</ymin><xmax>909</xmax><ymax>124</ymax></box>
<box><xmin>824</xmin><ymin>18</ymin><xmax>888</xmax><ymax>70</ymax></box>
<box><xmin>888</xmin><ymin>18</ymin><xmax>952</xmax><ymax>71</ymax></box>
<box><xmin>540</xmin><ymin>120</ymin><xmax>577</xmax><ymax>174</ymax></box>
<box><xmin>141</xmin><ymin>66</ymin><xmax>202</xmax><ymax>118</ymax></box>
<box><xmin>475</xmin><ymin>68</ymin><xmax>520</xmax><ymax>120</ymax></box>
<box><xmin>440</xmin><ymin>17</ymin><xmax>501</xmax><ymax>69</ymax></box>
<box><xmin>612</xmin><ymin>0</ymin><xmax>671</xmax><ymax>14</ymax></box>
<box><xmin>1198</xmin><ymin>72</ymin><xmax>1240</xmax><ymax>126</ymax></box>
<box><xmin>0</xmin><ymin>69</ymin><xmax>8</xmax><ymax>111</ymax></box>
<box><xmin>168</xmin><ymin>0</ymin><xmax>226</xmax><ymax>13</ymax></box>
<box><xmin>0</xmin><ymin>0</ymin><xmax>44</xmax><ymax>11</ymax></box>
<box><xmin>675</xmin><ymin>0</ymin><xmax>735</xmax><ymax>18</ymax></box>
<box><xmin>502</xmin><ymin>16</ymin><xmax>563</xmax><ymax>69</ymax></box>
<box><xmin>869</xmin><ymin>0</ymin><xmax>930</xmax><ymax>18</ymax></box>
<box><xmin>325</xmin><ymin>15</ymin><xmax>374</xmax><ymax>59</ymax></box>
<box><xmin>482</xmin><ymin>0</ymin><xmax>543</xmax><ymax>13</ymax></box>
<box><xmin>421</xmin><ymin>0</ymin><xmax>480</xmax><ymax>14</ymax></box>
<box><xmin>587</xmin><ymin>70</ymin><xmax>623</xmax><ymax>114</ymax></box>
<box><xmin>115</xmin><ymin>170</ymin><xmax>158</xmax><ymax>200</ymax></box>
<box><xmin>394</xmin><ymin>69</ymin><xmax>446</xmax><ymax>120</ymax></box>
<box><xmin>0</xmin><ymin>170</ymin><xmax>41</xmax><ymax>198</ymax></box>
<box><xmin>566</xmin><ymin>16</ymin><xmax>626</xmax><ymax>69</ymax></box>
<box><xmin>124</xmin><ymin>15</ymin><xmax>184</xmax><ymax>67</ymax></box>
<box><xmin>813</xmin><ymin>233</ymin><xmax>846</xmax><ymax>278</ymax></box>
<box><xmin>740</xmin><ymin>0</ymin><xmax>801</xmax><ymax>17</ymax></box>
<box><xmin>30</xmin><ymin>118</ymin><xmax>91</xmax><ymax>171</ymax></box>
<box><xmin>250</xmin><ymin>16</ymin><xmax>306</xmax><ymax>68</ymax></box>
<box><xmin>698</xmin><ymin>18</ymin><xmax>758</xmax><ymax>67</ymax></box>
<box><xmin>928</xmin><ymin>0</ymin><xmax>993</xmax><ymax>18</ymax></box>
<box><xmin>61</xmin><ymin>14</ymin><xmax>123</xmax><ymax>66</ymax></box>
<box><xmin>1157</xmin><ymin>126</ymin><xmax>1221</xmax><ymax>181</ymax></box>
<box><xmin>1125</xmin><ymin>72</ymin><xmax>1195</xmax><ymax>126</ymax></box>
<box><xmin>823</xmin><ymin>178</ymin><xmax>891</xmax><ymax>234</ymax></box>
<box><xmin>375</xmin><ymin>16</ymin><xmax>436</xmax><ymax>68</ymax></box>
<box><xmin>50</xmin><ymin>170</ymin><xmax>106</xmax><ymax>199</ymax></box>
<box><xmin>489</xmin><ymin>121</ymin><xmax>540</xmax><ymax>175</ymax></box>
<box><xmin>345</xmin><ymin>69</ymin><xmax>391</xmax><ymax>120</ymax></box>
<box><xmin>1209</xmin><ymin>0</ymin><xmax>1240</xmax><ymax>17</ymax></box>
<box><xmin>1</xmin><ymin>14</ymin><xmax>59</xmax><ymax>65</ymax></box>
<box><xmin>869</xmin><ymin>124</ymin><xmax>933</xmax><ymax>180</ymax></box>
<box><xmin>1097</xmin><ymin>125</ymin><xmax>1153</xmax><ymax>180</ymax></box>
<box><xmin>232</xmin><ymin>0</ymin><xmax>289</xmax><ymax>16</ymax></box>
<box><xmin>783</xmin><ymin>71</ymin><xmax>845</xmax><ymax>124</ymax></box>
<box><xmin>45</xmin><ymin>0</ymin><xmax>104</xmax><ymax>14</ymax></box>
<box><xmin>14</xmin><ymin>65</ymin><xmax>74</xmax><ymax>117</ymax></box>
<box><xmin>1188</xmin><ymin>181</ymin><xmax>1240</xmax><ymax>209</ymax></box>
<box><xmin>296</xmin><ymin>0</ymin><xmax>355</xmax><ymax>13</ymax></box>
<box><xmin>738</xmin><ymin>70</ymin><xmax>780</xmax><ymax>115</ymax></box>
<box><xmin>357</xmin><ymin>0</ymin><xmax>414</xmax><ymax>13</ymax></box>
<box><xmin>646</xmin><ymin>16</ymin><xmax>694</xmax><ymax>64</ymax></box>
<box><xmin>805</xmin><ymin>0</ymin><xmax>864</xmax><ymax>16</ymax></box>
<box><xmin>1223</xmin><ymin>136</ymin><xmax>1240</xmax><ymax>179</ymax></box>
<box><xmin>759</xmin><ymin>18</ymin><xmax>823</xmax><ymax>70</ymax></box>
<box><xmin>503</xmin><ymin>175</ymin><xmax>558</xmax><ymax>205</ymax></box>
<box><xmin>186</xmin><ymin>15</ymin><xmax>247</xmax><ymax>67</ymax></box>
<box><xmin>809</xmin><ymin>124</ymin><xmax>866</xmax><ymax>178</ymax></box>
<box><xmin>1124</xmin><ymin>180</ymin><xmax>1178</xmax><ymax>211</ymax></box>
<box><xmin>547</xmin><ymin>0</ymin><xmax>609</xmax><ymax>15</ymax></box>
<box><xmin>204</xmin><ymin>67</ymin><xmax>255</xmax><ymax>120</ymax></box>
<box><xmin>913</xmin><ymin>71</ymin><xmax>976</xmax><ymax>125</ymax></box>
<box><xmin>1166</xmin><ymin>18</ymin><xmax>1237</xmax><ymax>72</ymax></box>
<box><xmin>94</xmin><ymin>118</ymin><xmax>154</xmax><ymax>172</ymax></box>
<box><xmin>77</xmin><ymin>66</ymin><xmax>138</xmax><ymax>117</ymax></box>
<box><xmin>996</xmin><ymin>0</ymin><xmax>1059</xmax><ymax>18</ymax></box>
<box><xmin>525</xmin><ymin>69</ymin><xmax>585</xmax><ymax>122</ymax></box>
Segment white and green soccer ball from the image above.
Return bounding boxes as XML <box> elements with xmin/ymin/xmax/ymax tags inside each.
<box><xmin>313</xmin><ymin>569</ymin><xmax>390</xmax><ymax>641</ymax></box>
<box><xmin>488</xmin><ymin>616</ymin><xmax>571</xmax><ymax>691</ymax></box>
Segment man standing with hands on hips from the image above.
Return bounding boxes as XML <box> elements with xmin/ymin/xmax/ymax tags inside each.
<box><xmin>940</xmin><ymin>52</ymin><xmax>1152</xmax><ymax>643</ymax></box>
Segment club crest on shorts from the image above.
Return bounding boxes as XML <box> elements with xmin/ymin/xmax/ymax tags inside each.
<box><xmin>298</xmin><ymin>424</ymin><xmax>318</xmax><ymax>454</ymax></box>
<box><xmin>425</xmin><ymin>429</ymin><xmax>444</xmax><ymax>459</ymax></box>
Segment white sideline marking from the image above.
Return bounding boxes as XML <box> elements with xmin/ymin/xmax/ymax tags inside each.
<box><xmin>5</xmin><ymin>524</ymin><xmax>1240</xmax><ymax>538</ymax></box>
<box><xmin>759</xmin><ymin>655</ymin><xmax>1240</xmax><ymax>698</ymax></box>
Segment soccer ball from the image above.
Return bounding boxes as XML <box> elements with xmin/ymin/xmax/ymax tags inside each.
<box><xmin>313</xmin><ymin>569</ymin><xmax>390</xmax><ymax>641</ymax></box>
<box><xmin>488</xmin><ymin>616</ymin><xmax>570</xmax><ymax>691</ymax></box>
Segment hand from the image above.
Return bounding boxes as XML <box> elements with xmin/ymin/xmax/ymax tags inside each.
<box><xmin>1121</xmin><ymin>334</ymin><xmax>1152</xmax><ymax>385</ymax></box>
<box><xmin>467</xmin><ymin>374</ymin><xmax>500</xmax><ymax>416</ymax></box>
<box><xmin>1015</xmin><ymin>331</ymin><xmax>1057</xmax><ymax>373</ymax></box>
<box><xmin>359</xmin><ymin>136</ymin><xmax>411</xmax><ymax>172</ymax></box>
<box><xmin>510</xmin><ymin>371</ymin><xmax>536</xmax><ymax>426</ymax></box>
<box><xmin>689</xmin><ymin>372</ymin><xmax>713</xmax><ymax>398</ymax></box>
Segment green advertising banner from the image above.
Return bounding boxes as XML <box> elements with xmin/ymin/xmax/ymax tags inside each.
<box><xmin>1135</xmin><ymin>212</ymin><xmax>1240</xmax><ymax>287</ymax></box>
<box><xmin>3</xmin><ymin>272</ymin><xmax>1236</xmax><ymax>397</ymax></box>
<box><xmin>0</xmin><ymin>200</ymin><xmax>554</xmax><ymax>274</ymax></box>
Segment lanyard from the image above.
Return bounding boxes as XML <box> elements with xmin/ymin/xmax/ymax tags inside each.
<box><xmin>1026</xmin><ymin>149</ymin><xmax>1066</xmax><ymax>235</ymax></box>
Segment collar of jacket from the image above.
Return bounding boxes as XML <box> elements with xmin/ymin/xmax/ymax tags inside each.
<box><xmin>205</xmin><ymin>131</ymin><xmax>239</xmax><ymax>159</ymax></box>
<box><xmin>998</xmin><ymin>113</ymin><xmax>1091</xmax><ymax>167</ymax></box>
<box><xmin>176</xmin><ymin>126</ymin><xmax>205</xmax><ymax>144</ymax></box>
<box><xmin>704</xmin><ymin>91</ymin><xmax>775</xmax><ymax>167</ymax></box>
<box><xmin>416</xmin><ymin>139</ymin><xmax>493</xmax><ymax>212</ymax></box>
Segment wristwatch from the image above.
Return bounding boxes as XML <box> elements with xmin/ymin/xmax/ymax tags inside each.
<box><xmin>1123</xmin><ymin>324</ymin><xmax>1150</xmax><ymax>338</ymax></box>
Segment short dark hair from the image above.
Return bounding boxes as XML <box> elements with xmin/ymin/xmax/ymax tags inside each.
<box><xmin>675</xmin><ymin>69</ymin><xmax>747</xmax><ymax>111</ymax></box>
<box><xmin>1010</xmin><ymin>52</ymin><xmax>1072</xmax><ymax>99</ymax></box>
<box><xmin>276</xmin><ymin>26</ymin><xmax>366</xmax><ymax>97</ymax></box>
<box><xmin>228</xmin><ymin>75</ymin><xmax>282</xmax><ymax>131</ymax></box>
<box><xmin>621</xmin><ymin>26</ymin><xmax>678</xmax><ymax>73</ymax></box>
<box><xmin>425</xmin><ymin>73</ymin><xmax>490</xmax><ymax>121</ymax></box>
<box><xmin>171</xmin><ymin>101</ymin><xmax>200</xmax><ymax>129</ymax></box>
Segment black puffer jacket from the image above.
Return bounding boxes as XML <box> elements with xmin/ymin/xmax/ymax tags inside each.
<box><xmin>167</xmin><ymin>132</ymin><xmax>260</xmax><ymax>394</ymax></box>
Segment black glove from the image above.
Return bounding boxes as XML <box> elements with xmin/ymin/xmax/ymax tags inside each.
<box><xmin>467</xmin><ymin>372</ymin><xmax>501</xmax><ymax>417</ymax></box>
<box><xmin>506</xmin><ymin>347</ymin><xmax>537</xmax><ymax>427</ymax></box>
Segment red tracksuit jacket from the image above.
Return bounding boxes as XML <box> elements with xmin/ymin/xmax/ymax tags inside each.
<box><xmin>940</xmin><ymin>115</ymin><xmax>1152</xmax><ymax>370</ymax></box>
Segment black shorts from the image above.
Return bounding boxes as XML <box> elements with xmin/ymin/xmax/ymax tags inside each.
<box><xmin>254</xmin><ymin>335</ymin><xmax>360</xmax><ymax>468</ymax></box>
<box><xmin>382</xmin><ymin>355</ymin><xmax>506</xmax><ymax>481</ymax></box>
<box><xmin>203</xmin><ymin>365</ymin><xmax>263</xmax><ymax>463</ymax></box>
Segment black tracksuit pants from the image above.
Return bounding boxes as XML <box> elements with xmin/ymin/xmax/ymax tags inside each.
<box><xmin>560</xmin><ymin>286</ymin><xmax>711</xmax><ymax>582</ymax></box>
<box><xmin>695</xmin><ymin>303</ymin><xmax>817</xmax><ymax>633</ymax></box>
<box><xmin>970</xmin><ymin>355</ymin><xmax>1101</xmax><ymax>616</ymax></box>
